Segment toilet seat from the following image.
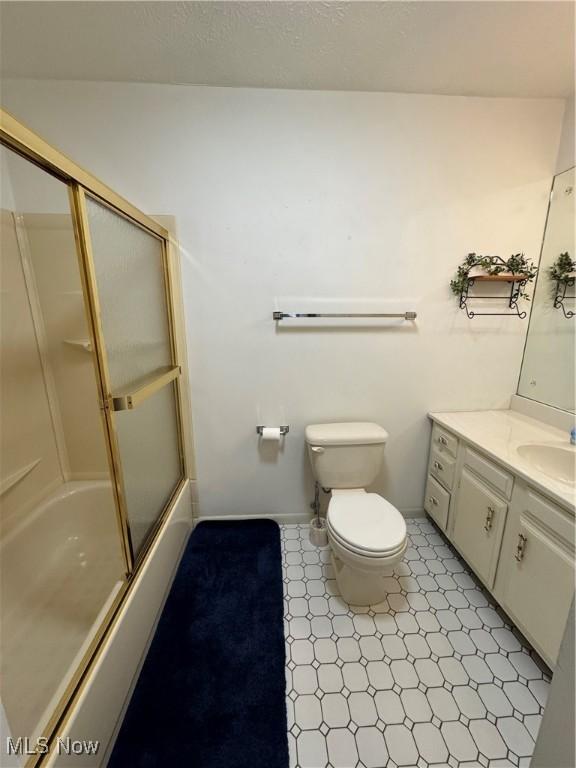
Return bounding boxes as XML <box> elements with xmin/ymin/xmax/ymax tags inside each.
<box><xmin>327</xmin><ymin>490</ymin><xmax>407</xmax><ymax>557</ymax></box>
<box><xmin>328</xmin><ymin>525</ymin><xmax>406</xmax><ymax>559</ymax></box>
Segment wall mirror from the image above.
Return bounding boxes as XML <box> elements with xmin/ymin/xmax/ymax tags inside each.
<box><xmin>518</xmin><ymin>166</ymin><xmax>575</xmax><ymax>413</ymax></box>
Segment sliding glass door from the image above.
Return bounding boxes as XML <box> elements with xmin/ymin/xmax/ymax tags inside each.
<box><xmin>80</xmin><ymin>193</ymin><xmax>184</xmax><ymax>563</ymax></box>
<box><xmin>1</xmin><ymin>109</ymin><xmax>190</xmax><ymax>765</ymax></box>
<box><xmin>0</xmin><ymin>145</ymin><xmax>127</xmax><ymax>758</ymax></box>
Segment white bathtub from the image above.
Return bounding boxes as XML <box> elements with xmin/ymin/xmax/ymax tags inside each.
<box><xmin>1</xmin><ymin>481</ymin><xmax>125</xmax><ymax>745</ymax></box>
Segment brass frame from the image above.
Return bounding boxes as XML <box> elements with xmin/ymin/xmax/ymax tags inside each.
<box><xmin>0</xmin><ymin>110</ymin><xmax>168</xmax><ymax>238</ymax></box>
<box><xmin>0</xmin><ymin>109</ymin><xmax>191</xmax><ymax>766</ymax></box>
<box><xmin>111</xmin><ymin>365</ymin><xmax>181</xmax><ymax>411</ymax></box>
<box><xmin>69</xmin><ymin>186</ymin><xmax>135</xmax><ymax>573</ymax></box>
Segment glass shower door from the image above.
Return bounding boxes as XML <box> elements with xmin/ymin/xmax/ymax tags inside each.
<box><xmin>81</xmin><ymin>194</ymin><xmax>184</xmax><ymax>563</ymax></box>
<box><xmin>1</xmin><ymin>109</ymin><xmax>189</xmax><ymax>762</ymax></box>
<box><xmin>0</xmin><ymin>145</ymin><xmax>127</xmax><ymax>754</ymax></box>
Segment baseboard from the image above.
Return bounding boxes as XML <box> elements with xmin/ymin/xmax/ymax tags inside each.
<box><xmin>196</xmin><ymin>512</ymin><xmax>312</xmax><ymax>525</ymax></box>
<box><xmin>402</xmin><ymin>507</ymin><xmax>426</xmax><ymax>519</ymax></box>
<box><xmin>196</xmin><ymin>507</ymin><xmax>426</xmax><ymax>525</ymax></box>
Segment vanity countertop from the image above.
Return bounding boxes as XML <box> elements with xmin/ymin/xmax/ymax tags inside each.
<box><xmin>429</xmin><ymin>409</ymin><xmax>576</xmax><ymax>511</ymax></box>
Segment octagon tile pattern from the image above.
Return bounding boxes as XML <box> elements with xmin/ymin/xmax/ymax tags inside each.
<box><xmin>282</xmin><ymin>518</ymin><xmax>551</xmax><ymax>768</ymax></box>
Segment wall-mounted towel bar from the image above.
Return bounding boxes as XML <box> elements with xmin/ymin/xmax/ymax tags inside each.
<box><xmin>273</xmin><ymin>311</ymin><xmax>417</xmax><ymax>321</ymax></box>
<box><xmin>111</xmin><ymin>366</ymin><xmax>181</xmax><ymax>411</ymax></box>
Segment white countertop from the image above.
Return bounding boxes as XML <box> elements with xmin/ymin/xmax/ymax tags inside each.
<box><xmin>429</xmin><ymin>409</ymin><xmax>576</xmax><ymax>511</ymax></box>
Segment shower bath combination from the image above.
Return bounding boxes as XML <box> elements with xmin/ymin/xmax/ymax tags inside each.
<box><xmin>0</xmin><ymin>111</ymin><xmax>194</xmax><ymax>767</ymax></box>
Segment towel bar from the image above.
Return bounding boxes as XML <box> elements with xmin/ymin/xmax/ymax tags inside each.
<box><xmin>273</xmin><ymin>311</ymin><xmax>417</xmax><ymax>321</ymax></box>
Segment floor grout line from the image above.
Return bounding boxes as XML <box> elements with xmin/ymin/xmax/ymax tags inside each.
<box><xmin>281</xmin><ymin>518</ymin><xmax>550</xmax><ymax>768</ymax></box>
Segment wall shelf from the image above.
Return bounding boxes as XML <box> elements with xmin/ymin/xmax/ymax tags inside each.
<box><xmin>469</xmin><ymin>274</ymin><xmax>530</xmax><ymax>282</ymax></box>
<box><xmin>63</xmin><ymin>338</ymin><xmax>93</xmax><ymax>352</ymax></box>
<box><xmin>459</xmin><ymin>274</ymin><xmax>530</xmax><ymax>319</ymax></box>
<box><xmin>452</xmin><ymin>254</ymin><xmax>536</xmax><ymax>319</ymax></box>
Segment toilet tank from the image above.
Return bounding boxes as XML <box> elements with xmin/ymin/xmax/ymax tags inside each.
<box><xmin>305</xmin><ymin>422</ymin><xmax>389</xmax><ymax>489</ymax></box>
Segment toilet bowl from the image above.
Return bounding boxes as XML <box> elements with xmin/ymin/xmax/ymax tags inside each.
<box><xmin>305</xmin><ymin>422</ymin><xmax>408</xmax><ymax>606</ymax></box>
<box><xmin>327</xmin><ymin>489</ymin><xmax>407</xmax><ymax>605</ymax></box>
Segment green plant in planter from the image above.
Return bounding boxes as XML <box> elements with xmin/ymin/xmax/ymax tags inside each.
<box><xmin>450</xmin><ymin>253</ymin><xmax>478</xmax><ymax>296</ymax></box>
<box><xmin>450</xmin><ymin>252</ymin><xmax>538</xmax><ymax>300</ymax></box>
<box><xmin>549</xmin><ymin>252</ymin><xmax>575</xmax><ymax>284</ymax></box>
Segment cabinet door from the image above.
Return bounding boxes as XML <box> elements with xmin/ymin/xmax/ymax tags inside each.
<box><xmin>452</xmin><ymin>468</ymin><xmax>507</xmax><ymax>588</ymax></box>
<box><xmin>496</xmin><ymin>488</ymin><xmax>574</xmax><ymax>667</ymax></box>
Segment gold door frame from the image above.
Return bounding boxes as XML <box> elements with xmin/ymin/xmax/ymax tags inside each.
<box><xmin>0</xmin><ymin>109</ymin><xmax>193</xmax><ymax>765</ymax></box>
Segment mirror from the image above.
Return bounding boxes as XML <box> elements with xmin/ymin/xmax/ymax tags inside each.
<box><xmin>518</xmin><ymin>167</ymin><xmax>575</xmax><ymax>412</ymax></box>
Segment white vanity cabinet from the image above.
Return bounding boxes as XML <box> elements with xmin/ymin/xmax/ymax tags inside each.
<box><xmin>424</xmin><ymin>416</ymin><xmax>575</xmax><ymax>668</ymax></box>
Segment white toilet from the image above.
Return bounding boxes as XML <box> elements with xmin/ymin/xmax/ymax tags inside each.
<box><xmin>305</xmin><ymin>422</ymin><xmax>407</xmax><ymax>606</ymax></box>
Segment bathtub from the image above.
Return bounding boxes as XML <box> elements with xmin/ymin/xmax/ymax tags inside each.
<box><xmin>1</xmin><ymin>481</ymin><xmax>125</xmax><ymax>745</ymax></box>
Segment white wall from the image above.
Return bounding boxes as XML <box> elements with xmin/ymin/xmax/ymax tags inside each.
<box><xmin>556</xmin><ymin>94</ymin><xmax>574</xmax><ymax>173</ymax></box>
<box><xmin>1</xmin><ymin>81</ymin><xmax>563</xmax><ymax>519</ymax></box>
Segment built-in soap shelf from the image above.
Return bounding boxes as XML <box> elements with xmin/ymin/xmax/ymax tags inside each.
<box><xmin>63</xmin><ymin>339</ymin><xmax>93</xmax><ymax>352</ymax></box>
<box><xmin>0</xmin><ymin>458</ymin><xmax>42</xmax><ymax>497</ymax></box>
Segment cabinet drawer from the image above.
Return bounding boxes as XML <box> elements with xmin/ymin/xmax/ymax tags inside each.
<box><xmin>525</xmin><ymin>488</ymin><xmax>574</xmax><ymax>544</ymax></box>
<box><xmin>424</xmin><ymin>475</ymin><xmax>450</xmax><ymax>530</ymax></box>
<box><xmin>452</xmin><ymin>467</ymin><xmax>507</xmax><ymax>589</ymax></box>
<box><xmin>431</xmin><ymin>424</ymin><xmax>459</xmax><ymax>459</ymax></box>
<box><xmin>429</xmin><ymin>446</ymin><xmax>456</xmax><ymax>490</ymax></box>
<box><xmin>463</xmin><ymin>446</ymin><xmax>513</xmax><ymax>499</ymax></box>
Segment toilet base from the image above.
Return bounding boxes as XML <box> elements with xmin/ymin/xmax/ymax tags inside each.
<box><xmin>331</xmin><ymin>552</ymin><xmax>396</xmax><ymax>606</ymax></box>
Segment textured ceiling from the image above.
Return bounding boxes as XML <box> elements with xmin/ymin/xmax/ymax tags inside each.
<box><xmin>0</xmin><ymin>1</ymin><xmax>574</xmax><ymax>97</ymax></box>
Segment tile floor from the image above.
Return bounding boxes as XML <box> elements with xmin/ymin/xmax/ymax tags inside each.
<box><xmin>281</xmin><ymin>517</ymin><xmax>551</xmax><ymax>768</ymax></box>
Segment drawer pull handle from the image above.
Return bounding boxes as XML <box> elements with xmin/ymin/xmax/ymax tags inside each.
<box><xmin>428</xmin><ymin>496</ymin><xmax>439</xmax><ymax>507</ymax></box>
<box><xmin>484</xmin><ymin>505</ymin><xmax>495</xmax><ymax>532</ymax></box>
<box><xmin>515</xmin><ymin>533</ymin><xmax>527</xmax><ymax>562</ymax></box>
<box><xmin>438</xmin><ymin>436</ymin><xmax>448</xmax><ymax>446</ymax></box>
<box><xmin>433</xmin><ymin>460</ymin><xmax>444</xmax><ymax>471</ymax></box>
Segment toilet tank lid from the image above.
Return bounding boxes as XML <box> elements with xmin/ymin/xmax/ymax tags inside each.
<box><xmin>305</xmin><ymin>422</ymin><xmax>389</xmax><ymax>446</ymax></box>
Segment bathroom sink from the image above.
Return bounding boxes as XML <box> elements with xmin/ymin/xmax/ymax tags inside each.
<box><xmin>517</xmin><ymin>444</ymin><xmax>576</xmax><ymax>485</ymax></box>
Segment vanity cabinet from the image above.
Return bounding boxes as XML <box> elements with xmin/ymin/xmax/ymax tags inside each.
<box><xmin>424</xmin><ymin>418</ymin><xmax>575</xmax><ymax>668</ymax></box>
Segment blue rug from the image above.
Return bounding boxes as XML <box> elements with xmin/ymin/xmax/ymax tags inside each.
<box><xmin>108</xmin><ymin>520</ymin><xmax>288</xmax><ymax>768</ymax></box>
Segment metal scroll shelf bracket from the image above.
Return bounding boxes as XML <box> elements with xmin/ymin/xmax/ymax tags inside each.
<box><xmin>256</xmin><ymin>425</ymin><xmax>290</xmax><ymax>436</ymax></box>
<box><xmin>459</xmin><ymin>270</ymin><xmax>530</xmax><ymax>319</ymax></box>
<box><xmin>273</xmin><ymin>311</ymin><xmax>417</xmax><ymax>321</ymax></box>
<box><xmin>553</xmin><ymin>277</ymin><xmax>575</xmax><ymax>319</ymax></box>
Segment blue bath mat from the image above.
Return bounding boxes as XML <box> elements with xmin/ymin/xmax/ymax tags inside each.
<box><xmin>108</xmin><ymin>520</ymin><xmax>288</xmax><ymax>768</ymax></box>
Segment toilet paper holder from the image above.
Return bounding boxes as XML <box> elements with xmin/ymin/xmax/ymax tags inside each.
<box><xmin>256</xmin><ymin>425</ymin><xmax>290</xmax><ymax>436</ymax></box>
